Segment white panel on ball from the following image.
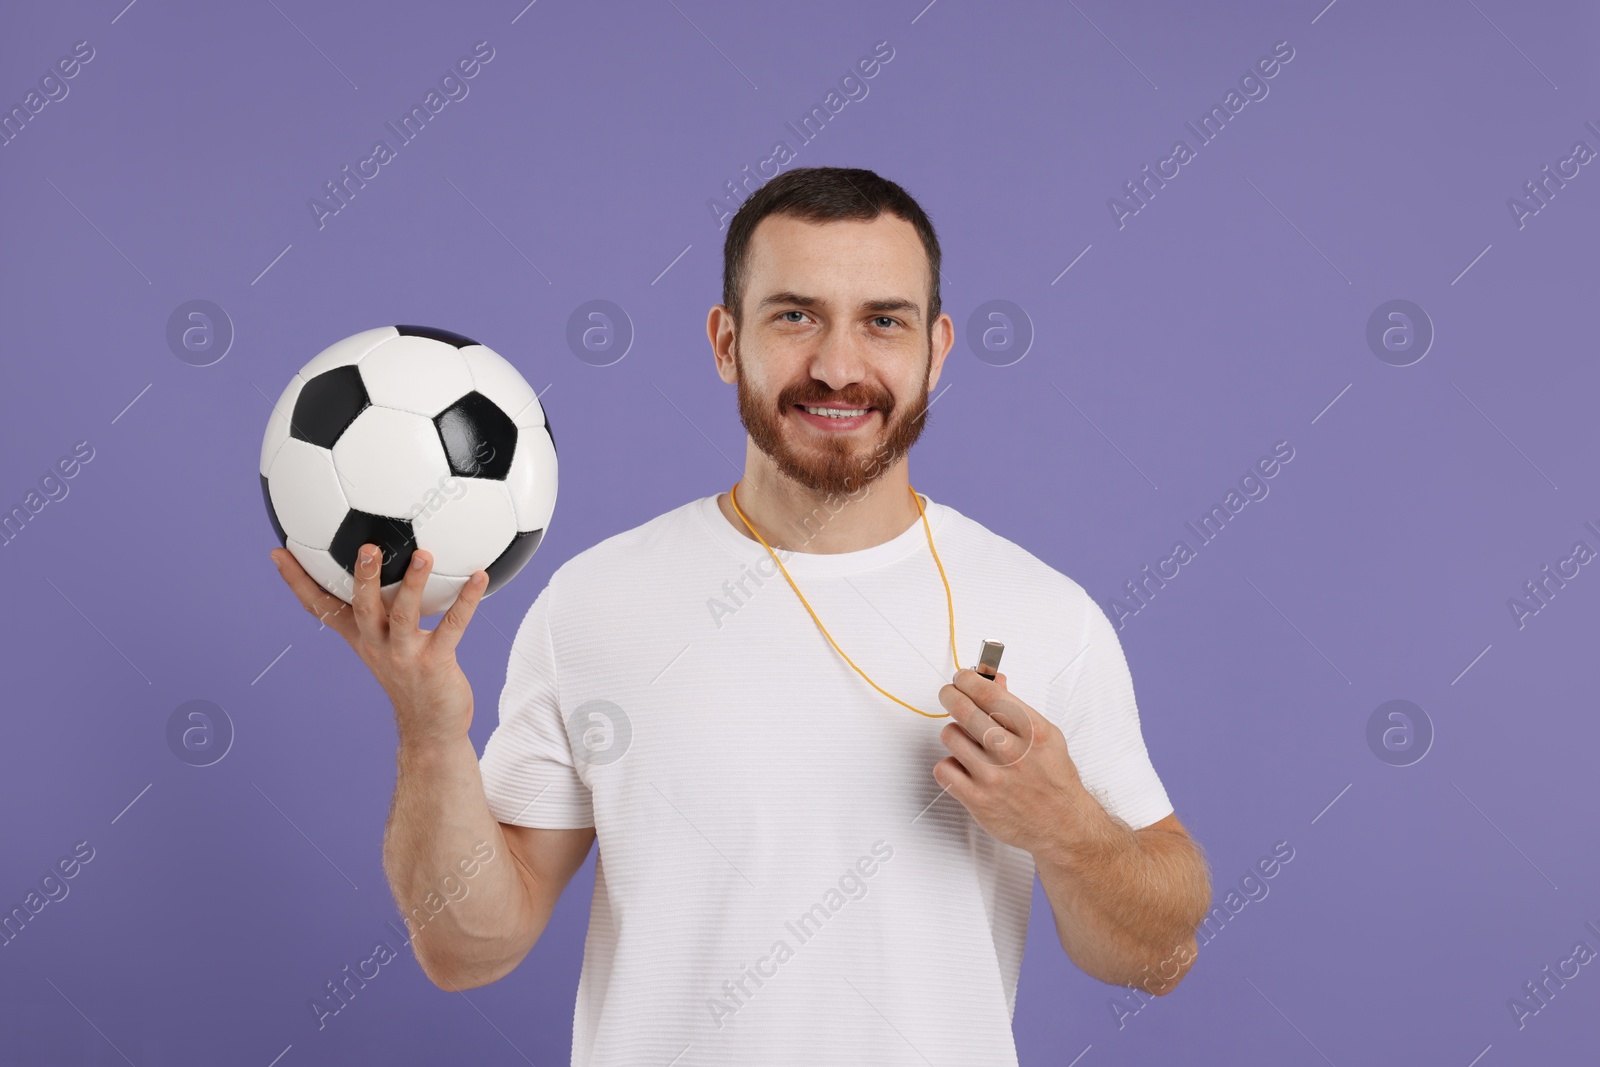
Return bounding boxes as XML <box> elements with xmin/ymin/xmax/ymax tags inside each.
<box><xmin>412</xmin><ymin>478</ymin><xmax>519</xmax><ymax>575</ymax></box>
<box><xmin>513</xmin><ymin>397</ymin><xmax>549</xmax><ymax>432</ymax></box>
<box><xmin>260</xmin><ymin>374</ymin><xmax>306</xmax><ymax>477</ymax></box>
<box><xmin>332</xmin><ymin>407</ymin><xmax>453</xmax><ymax>518</ymax></box>
<box><xmin>462</xmin><ymin>345</ymin><xmax>540</xmax><ymax>426</ymax></box>
<box><xmin>295</xmin><ymin>326</ymin><xmax>396</xmax><ymax>381</ymax></box>
<box><xmin>267</xmin><ymin>439</ymin><xmax>351</xmax><ymax>551</ymax></box>
<box><xmin>504</xmin><ymin>426</ymin><xmax>557</xmax><ymax>532</ymax></box>
<box><xmin>359</xmin><ymin>336</ymin><xmax>476</xmax><ymax>418</ymax></box>
<box><xmin>378</xmin><ymin>572</ymin><xmax>472</xmax><ymax>616</ymax></box>
<box><xmin>287</xmin><ymin>540</ymin><xmax>355</xmax><ymax>604</ymax></box>
<box><xmin>421</xmin><ymin>572</ymin><xmax>471</xmax><ymax>615</ymax></box>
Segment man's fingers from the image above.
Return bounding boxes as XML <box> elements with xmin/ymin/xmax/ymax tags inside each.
<box><xmin>430</xmin><ymin>571</ymin><xmax>488</xmax><ymax>655</ymax></box>
<box><xmin>271</xmin><ymin>548</ymin><xmax>358</xmax><ymax>642</ymax></box>
<box><xmin>940</xmin><ymin>720</ymin><xmax>1003</xmax><ymax>778</ymax></box>
<box><xmin>942</xmin><ymin>674</ymin><xmax>1001</xmax><ymax>740</ymax></box>
<box><xmin>989</xmin><ymin>699</ymin><xmax>1032</xmax><ymax>740</ymax></box>
<box><xmin>964</xmin><ymin>669</ymin><xmax>1028</xmax><ymax>737</ymax></box>
<box><xmin>387</xmin><ymin>549</ymin><xmax>432</xmax><ymax>637</ymax></box>
<box><xmin>351</xmin><ymin>542</ymin><xmax>389</xmax><ymax>640</ymax></box>
<box><xmin>932</xmin><ymin>755</ymin><xmax>975</xmax><ymax>802</ymax></box>
<box><xmin>947</xmin><ymin>669</ymin><xmax>1039</xmax><ymax>767</ymax></box>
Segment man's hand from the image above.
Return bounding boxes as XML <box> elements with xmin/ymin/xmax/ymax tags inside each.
<box><xmin>270</xmin><ymin>543</ymin><xmax>488</xmax><ymax>746</ymax></box>
<box><xmin>933</xmin><ymin>668</ymin><xmax>1102</xmax><ymax>857</ymax></box>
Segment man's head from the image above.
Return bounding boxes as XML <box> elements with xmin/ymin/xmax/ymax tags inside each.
<box><xmin>708</xmin><ymin>167</ymin><xmax>954</xmax><ymax>501</ymax></box>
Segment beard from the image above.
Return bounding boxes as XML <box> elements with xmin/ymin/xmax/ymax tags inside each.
<box><xmin>733</xmin><ymin>331</ymin><xmax>933</xmax><ymax>501</ymax></box>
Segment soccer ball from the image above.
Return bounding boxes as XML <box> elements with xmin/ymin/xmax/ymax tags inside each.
<box><xmin>260</xmin><ymin>324</ymin><xmax>556</xmax><ymax>617</ymax></box>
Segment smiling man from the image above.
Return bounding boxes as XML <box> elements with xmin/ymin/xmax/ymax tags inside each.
<box><xmin>272</xmin><ymin>165</ymin><xmax>1210</xmax><ymax>1066</ymax></box>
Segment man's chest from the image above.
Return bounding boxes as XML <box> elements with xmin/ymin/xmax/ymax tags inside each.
<box><xmin>558</xmin><ymin>579</ymin><xmax>1057</xmax><ymax>826</ymax></box>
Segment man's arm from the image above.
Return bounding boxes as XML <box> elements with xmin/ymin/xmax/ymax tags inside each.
<box><xmin>272</xmin><ymin>543</ymin><xmax>594</xmax><ymax>990</ymax></box>
<box><xmin>1033</xmin><ymin>807</ymin><xmax>1210</xmax><ymax>995</ymax></box>
<box><xmin>384</xmin><ymin>734</ymin><xmax>596</xmax><ymax>989</ymax></box>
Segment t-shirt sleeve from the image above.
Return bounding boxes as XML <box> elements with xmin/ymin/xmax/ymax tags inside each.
<box><xmin>1047</xmin><ymin>594</ymin><xmax>1174</xmax><ymax>831</ymax></box>
<box><xmin>477</xmin><ymin>577</ymin><xmax>596</xmax><ymax>829</ymax></box>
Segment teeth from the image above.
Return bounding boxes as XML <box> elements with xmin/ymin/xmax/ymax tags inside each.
<box><xmin>801</xmin><ymin>406</ymin><xmax>868</xmax><ymax>418</ymax></box>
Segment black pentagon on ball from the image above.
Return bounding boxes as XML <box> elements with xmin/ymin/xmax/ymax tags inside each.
<box><xmin>329</xmin><ymin>510</ymin><xmax>417</xmax><ymax>586</ymax></box>
<box><xmin>395</xmin><ymin>324</ymin><xmax>479</xmax><ymax>348</ymax></box>
<box><xmin>485</xmin><ymin>529</ymin><xmax>544</xmax><ymax>594</ymax></box>
<box><xmin>434</xmin><ymin>391</ymin><xmax>517</xmax><ymax>480</ymax></box>
<box><xmin>290</xmin><ymin>365</ymin><xmax>369</xmax><ymax>449</ymax></box>
<box><xmin>261</xmin><ymin>475</ymin><xmax>289</xmax><ymax>548</ymax></box>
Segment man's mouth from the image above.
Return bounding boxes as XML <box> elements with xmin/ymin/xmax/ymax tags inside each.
<box><xmin>792</xmin><ymin>404</ymin><xmax>876</xmax><ymax>430</ymax></box>
<box><xmin>797</xmin><ymin>404</ymin><xmax>871</xmax><ymax>418</ymax></box>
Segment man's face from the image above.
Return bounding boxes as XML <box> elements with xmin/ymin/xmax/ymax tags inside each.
<box><xmin>720</xmin><ymin>212</ymin><xmax>951</xmax><ymax>499</ymax></box>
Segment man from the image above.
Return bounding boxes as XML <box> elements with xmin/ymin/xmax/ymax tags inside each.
<box><xmin>271</xmin><ymin>166</ymin><xmax>1211</xmax><ymax>1065</ymax></box>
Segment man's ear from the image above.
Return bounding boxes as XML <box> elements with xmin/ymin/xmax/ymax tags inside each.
<box><xmin>708</xmin><ymin>304</ymin><xmax>739</xmax><ymax>384</ymax></box>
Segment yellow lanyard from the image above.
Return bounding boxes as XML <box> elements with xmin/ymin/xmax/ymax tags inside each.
<box><xmin>728</xmin><ymin>481</ymin><xmax>959</xmax><ymax>719</ymax></box>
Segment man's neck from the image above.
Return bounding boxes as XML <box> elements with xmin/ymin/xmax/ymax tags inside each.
<box><xmin>715</xmin><ymin>464</ymin><xmax>924</xmax><ymax>555</ymax></box>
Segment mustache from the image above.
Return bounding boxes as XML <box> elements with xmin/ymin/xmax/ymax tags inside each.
<box><xmin>780</xmin><ymin>387</ymin><xmax>890</xmax><ymax>410</ymax></box>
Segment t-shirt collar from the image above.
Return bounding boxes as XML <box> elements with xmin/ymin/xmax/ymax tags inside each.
<box><xmin>695</xmin><ymin>491</ymin><xmax>949</xmax><ymax>578</ymax></box>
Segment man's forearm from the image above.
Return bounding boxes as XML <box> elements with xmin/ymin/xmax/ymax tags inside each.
<box><xmin>381</xmin><ymin>726</ymin><xmax>534</xmax><ymax>988</ymax></box>
<box><xmin>1034</xmin><ymin>793</ymin><xmax>1211</xmax><ymax>994</ymax></box>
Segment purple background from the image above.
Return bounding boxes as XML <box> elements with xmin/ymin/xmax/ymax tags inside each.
<box><xmin>3</xmin><ymin>0</ymin><xmax>1597</xmax><ymax>1063</ymax></box>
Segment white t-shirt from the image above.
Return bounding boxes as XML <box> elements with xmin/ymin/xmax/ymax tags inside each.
<box><xmin>478</xmin><ymin>493</ymin><xmax>1173</xmax><ymax>1066</ymax></box>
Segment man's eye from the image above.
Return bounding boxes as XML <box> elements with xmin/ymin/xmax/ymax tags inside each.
<box><xmin>781</xmin><ymin>311</ymin><xmax>807</xmax><ymax>323</ymax></box>
<box><xmin>874</xmin><ymin>316</ymin><xmax>898</xmax><ymax>329</ymax></box>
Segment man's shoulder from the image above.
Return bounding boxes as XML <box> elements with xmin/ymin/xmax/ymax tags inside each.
<box><xmin>940</xmin><ymin>500</ymin><xmax>1093</xmax><ymax>605</ymax></box>
<box><xmin>545</xmin><ymin>495</ymin><xmax>710</xmax><ymax>594</ymax></box>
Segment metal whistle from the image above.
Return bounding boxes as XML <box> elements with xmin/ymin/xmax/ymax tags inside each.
<box><xmin>974</xmin><ymin>639</ymin><xmax>1005</xmax><ymax>682</ymax></box>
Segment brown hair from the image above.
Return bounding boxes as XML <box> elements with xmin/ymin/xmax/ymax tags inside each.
<box><xmin>721</xmin><ymin>166</ymin><xmax>942</xmax><ymax>332</ymax></box>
